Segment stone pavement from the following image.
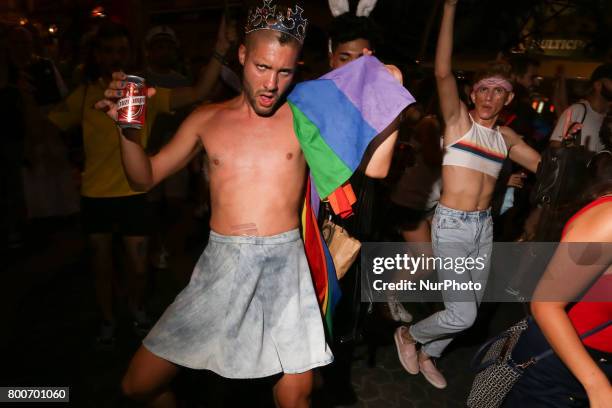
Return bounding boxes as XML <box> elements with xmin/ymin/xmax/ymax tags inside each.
<box><xmin>1</xmin><ymin>215</ymin><xmax>525</xmax><ymax>407</ymax></box>
<box><xmin>347</xmin><ymin>340</ymin><xmax>475</xmax><ymax>408</ymax></box>
<box><xmin>312</xmin><ymin>298</ymin><xmax>523</xmax><ymax>408</ymax></box>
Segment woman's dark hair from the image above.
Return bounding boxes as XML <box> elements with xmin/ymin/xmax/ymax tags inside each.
<box><xmin>508</xmin><ymin>55</ymin><xmax>540</xmax><ymax>78</ymax></box>
<box><xmin>549</xmin><ymin>152</ymin><xmax>612</xmax><ymax>241</ymax></box>
<box><xmin>82</xmin><ymin>21</ymin><xmax>131</xmax><ymax>83</ymax></box>
<box><xmin>583</xmin><ymin>152</ymin><xmax>612</xmax><ymax>202</ymax></box>
<box><xmin>598</xmin><ymin>114</ymin><xmax>612</xmax><ymax>151</ymax></box>
<box><xmin>328</xmin><ymin>13</ymin><xmax>382</xmax><ymax>52</ymax></box>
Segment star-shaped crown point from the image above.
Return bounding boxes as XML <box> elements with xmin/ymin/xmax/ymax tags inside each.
<box><xmin>245</xmin><ymin>0</ymin><xmax>308</xmax><ymax>43</ymax></box>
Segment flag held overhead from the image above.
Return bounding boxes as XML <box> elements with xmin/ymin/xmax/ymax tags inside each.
<box><xmin>289</xmin><ymin>55</ymin><xmax>415</xmax><ymax>200</ymax></box>
<box><xmin>294</xmin><ymin>56</ymin><xmax>415</xmax><ymax>335</ymax></box>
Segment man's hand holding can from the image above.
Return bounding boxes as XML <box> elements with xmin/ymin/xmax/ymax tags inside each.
<box><xmin>95</xmin><ymin>72</ymin><xmax>157</xmax><ymax>140</ymax></box>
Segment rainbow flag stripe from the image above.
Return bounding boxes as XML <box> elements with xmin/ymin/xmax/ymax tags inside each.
<box><xmin>290</xmin><ymin>56</ymin><xmax>415</xmax><ymax>334</ymax></box>
<box><xmin>301</xmin><ymin>178</ymin><xmax>339</xmax><ymax>334</ymax></box>
<box><xmin>289</xmin><ymin>56</ymin><xmax>415</xmax><ymax>200</ymax></box>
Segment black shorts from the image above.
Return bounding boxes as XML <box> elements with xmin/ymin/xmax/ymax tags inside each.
<box><xmin>81</xmin><ymin>194</ymin><xmax>153</xmax><ymax>236</ymax></box>
<box><xmin>389</xmin><ymin>203</ymin><xmax>436</xmax><ymax>231</ymax></box>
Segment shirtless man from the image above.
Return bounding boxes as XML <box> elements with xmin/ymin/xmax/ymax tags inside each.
<box><xmin>394</xmin><ymin>0</ymin><xmax>541</xmax><ymax>389</ymax></box>
<box><xmin>95</xmin><ymin>2</ymin><xmax>401</xmax><ymax>407</ymax></box>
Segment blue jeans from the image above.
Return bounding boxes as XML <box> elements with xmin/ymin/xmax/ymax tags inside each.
<box><xmin>503</xmin><ymin>321</ymin><xmax>611</xmax><ymax>407</ymax></box>
<box><xmin>410</xmin><ymin>203</ymin><xmax>493</xmax><ymax>357</ymax></box>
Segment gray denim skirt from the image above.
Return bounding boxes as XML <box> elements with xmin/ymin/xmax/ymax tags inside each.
<box><xmin>143</xmin><ymin>229</ymin><xmax>333</xmax><ymax>378</ymax></box>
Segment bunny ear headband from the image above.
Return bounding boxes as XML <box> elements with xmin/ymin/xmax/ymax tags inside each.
<box><xmin>328</xmin><ymin>0</ymin><xmax>378</xmax><ymax>52</ymax></box>
<box><xmin>328</xmin><ymin>0</ymin><xmax>378</xmax><ymax>17</ymax></box>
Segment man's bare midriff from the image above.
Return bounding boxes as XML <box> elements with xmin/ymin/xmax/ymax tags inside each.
<box><xmin>440</xmin><ymin>165</ymin><xmax>496</xmax><ymax>211</ymax></box>
<box><xmin>200</xmin><ymin>102</ymin><xmax>307</xmax><ymax>237</ymax></box>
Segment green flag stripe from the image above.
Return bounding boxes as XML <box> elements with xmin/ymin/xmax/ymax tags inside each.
<box><xmin>289</xmin><ymin>101</ymin><xmax>353</xmax><ymax>198</ymax></box>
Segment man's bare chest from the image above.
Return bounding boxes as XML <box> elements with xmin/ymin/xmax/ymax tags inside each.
<box><xmin>203</xmin><ymin>127</ymin><xmax>304</xmax><ymax>175</ymax></box>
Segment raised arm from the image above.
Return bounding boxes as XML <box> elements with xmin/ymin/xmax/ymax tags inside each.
<box><xmin>95</xmin><ymin>88</ymin><xmax>204</xmax><ymax>191</ymax></box>
<box><xmin>107</xmin><ymin>16</ymin><xmax>237</xmax><ymax>112</ymax></box>
<box><xmin>435</xmin><ymin>0</ymin><xmax>463</xmax><ymax>126</ymax></box>
<box><xmin>169</xmin><ymin>15</ymin><xmax>238</xmax><ymax>110</ymax></box>
<box><xmin>364</xmin><ymin>64</ymin><xmax>403</xmax><ymax>179</ymax></box>
<box><xmin>364</xmin><ymin>116</ymin><xmax>401</xmax><ymax>178</ymax></box>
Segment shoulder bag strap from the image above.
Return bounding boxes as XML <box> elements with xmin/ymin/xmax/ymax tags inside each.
<box><xmin>577</xmin><ymin>102</ymin><xmax>588</xmax><ymax>124</ymax></box>
<box><xmin>532</xmin><ymin>319</ymin><xmax>612</xmax><ymax>364</ymax></box>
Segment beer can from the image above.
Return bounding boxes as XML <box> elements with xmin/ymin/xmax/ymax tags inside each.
<box><xmin>117</xmin><ymin>75</ymin><xmax>146</xmax><ymax>129</ymax></box>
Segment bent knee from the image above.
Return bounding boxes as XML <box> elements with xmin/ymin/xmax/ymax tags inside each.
<box><xmin>121</xmin><ymin>375</ymin><xmax>138</xmax><ymax>400</ymax></box>
<box><xmin>121</xmin><ymin>374</ymin><xmax>150</xmax><ymax>402</ymax></box>
<box><xmin>121</xmin><ymin>346</ymin><xmax>178</xmax><ymax>402</ymax></box>
<box><xmin>439</xmin><ymin>306</ymin><xmax>478</xmax><ymax>331</ymax></box>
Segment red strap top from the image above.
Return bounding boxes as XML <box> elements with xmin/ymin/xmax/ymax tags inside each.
<box><xmin>564</xmin><ymin>196</ymin><xmax>612</xmax><ymax>353</ymax></box>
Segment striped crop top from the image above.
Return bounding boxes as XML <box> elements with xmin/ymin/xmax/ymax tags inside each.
<box><xmin>442</xmin><ymin>116</ymin><xmax>508</xmax><ymax>178</ymax></box>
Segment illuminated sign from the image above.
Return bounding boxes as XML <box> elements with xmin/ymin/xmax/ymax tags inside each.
<box><xmin>540</xmin><ymin>39</ymin><xmax>586</xmax><ymax>51</ymax></box>
<box><xmin>539</xmin><ymin>39</ymin><xmax>587</xmax><ymax>57</ymax></box>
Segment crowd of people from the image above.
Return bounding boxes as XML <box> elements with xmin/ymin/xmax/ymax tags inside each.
<box><xmin>2</xmin><ymin>0</ymin><xmax>611</xmax><ymax>406</ymax></box>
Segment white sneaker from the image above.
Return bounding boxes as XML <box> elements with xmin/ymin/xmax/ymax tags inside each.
<box><xmin>388</xmin><ymin>301</ymin><xmax>413</xmax><ymax>323</ymax></box>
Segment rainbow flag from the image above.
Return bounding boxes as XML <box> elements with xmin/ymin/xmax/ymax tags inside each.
<box><xmin>290</xmin><ymin>56</ymin><xmax>415</xmax><ymax>333</ymax></box>
<box><xmin>301</xmin><ymin>177</ymin><xmax>338</xmax><ymax>333</ymax></box>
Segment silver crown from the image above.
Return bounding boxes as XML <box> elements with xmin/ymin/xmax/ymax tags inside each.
<box><xmin>245</xmin><ymin>0</ymin><xmax>308</xmax><ymax>44</ymax></box>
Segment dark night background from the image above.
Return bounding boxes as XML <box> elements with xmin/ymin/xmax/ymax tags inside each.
<box><xmin>1</xmin><ymin>0</ymin><xmax>610</xmax><ymax>407</ymax></box>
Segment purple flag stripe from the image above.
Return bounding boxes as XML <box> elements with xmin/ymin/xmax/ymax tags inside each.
<box><xmin>320</xmin><ymin>56</ymin><xmax>415</xmax><ymax>133</ymax></box>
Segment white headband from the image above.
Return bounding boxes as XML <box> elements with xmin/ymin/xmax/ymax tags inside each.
<box><xmin>473</xmin><ymin>77</ymin><xmax>513</xmax><ymax>92</ymax></box>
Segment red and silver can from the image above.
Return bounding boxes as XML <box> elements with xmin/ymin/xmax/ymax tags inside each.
<box><xmin>117</xmin><ymin>75</ymin><xmax>146</xmax><ymax>129</ymax></box>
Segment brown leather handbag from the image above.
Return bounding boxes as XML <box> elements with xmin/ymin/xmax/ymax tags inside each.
<box><xmin>321</xmin><ymin>219</ymin><xmax>362</xmax><ymax>279</ymax></box>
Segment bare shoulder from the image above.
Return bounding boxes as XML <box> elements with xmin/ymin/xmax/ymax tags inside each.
<box><xmin>584</xmin><ymin>202</ymin><xmax>612</xmax><ymax>238</ymax></box>
<box><xmin>180</xmin><ymin>98</ymin><xmax>239</xmax><ymax>134</ymax></box>
<box><xmin>189</xmin><ymin>101</ymin><xmax>230</xmax><ymax>124</ymax></box>
<box><xmin>564</xmin><ymin>201</ymin><xmax>612</xmax><ymax>243</ymax></box>
<box><xmin>499</xmin><ymin>125</ymin><xmax>518</xmax><ymax>137</ymax></box>
<box><xmin>277</xmin><ymin>102</ymin><xmax>295</xmax><ymax>121</ymax></box>
<box><xmin>499</xmin><ymin>126</ymin><xmax>522</xmax><ymax>146</ymax></box>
